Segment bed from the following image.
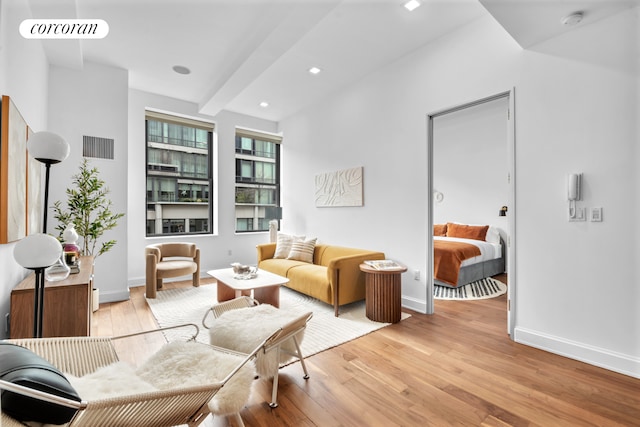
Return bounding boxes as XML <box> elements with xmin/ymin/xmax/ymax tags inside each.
<box><xmin>433</xmin><ymin>222</ymin><xmax>505</xmax><ymax>288</ymax></box>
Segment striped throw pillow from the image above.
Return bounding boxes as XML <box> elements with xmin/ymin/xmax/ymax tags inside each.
<box><xmin>287</xmin><ymin>238</ymin><xmax>317</xmax><ymax>263</ymax></box>
<box><xmin>273</xmin><ymin>233</ymin><xmax>305</xmax><ymax>259</ymax></box>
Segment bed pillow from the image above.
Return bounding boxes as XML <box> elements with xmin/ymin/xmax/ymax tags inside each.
<box><xmin>273</xmin><ymin>233</ymin><xmax>305</xmax><ymax>259</ymax></box>
<box><xmin>446</xmin><ymin>223</ymin><xmax>489</xmax><ymax>241</ymax></box>
<box><xmin>0</xmin><ymin>342</ymin><xmax>81</xmax><ymax>424</ymax></box>
<box><xmin>287</xmin><ymin>238</ymin><xmax>317</xmax><ymax>263</ymax></box>
<box><xmin>485</xmin><ymin>226</ymin><xmax>501</xmax><ymax>245</ymax></box>
<box><xmin>433</xmin><ymin>224</ymin><xmax>448</xmax><ymax>236</ymax></box>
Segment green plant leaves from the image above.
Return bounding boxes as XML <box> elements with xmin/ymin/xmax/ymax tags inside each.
<box><xmin>52</xmin><ymin>158</ymin><xmax>124</xmax><ymax>257</ymax></box>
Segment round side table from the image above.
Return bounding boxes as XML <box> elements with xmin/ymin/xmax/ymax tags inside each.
<box><xmin>359</xmin><ymin>263</ymin><xmax>407</xmax><ymax>323</ymax></box>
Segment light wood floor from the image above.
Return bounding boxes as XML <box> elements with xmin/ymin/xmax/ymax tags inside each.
<box><xmin>92</xmin><ymin>277</ymin><xmax>640</xmax><ymax>427</ymax></box>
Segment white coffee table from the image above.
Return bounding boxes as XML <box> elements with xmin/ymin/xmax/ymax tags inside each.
<box><xmin>207</xmin><ymin>268</ymin><xmax>289</xmax><ymax>308</ymax></box>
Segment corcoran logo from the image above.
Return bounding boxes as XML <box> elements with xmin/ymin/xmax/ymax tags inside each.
<box><xmin>20</xmin><ymin>19</ymin><xmax>109</xmax><ymax>39</ymax></box>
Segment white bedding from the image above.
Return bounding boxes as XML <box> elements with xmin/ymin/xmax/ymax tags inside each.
<box><xmin>434</xmin><ymin>236</ymin><xmax>502</xmax><ymax>266</ymax></box>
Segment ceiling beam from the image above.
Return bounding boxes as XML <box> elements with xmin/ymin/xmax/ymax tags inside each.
<box><xmin>198</xmin><ymin>1</ymin><xmax>340</xmax><ymax>117</ymax></box>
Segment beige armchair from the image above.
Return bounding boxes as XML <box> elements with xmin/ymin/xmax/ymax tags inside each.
<box><xmin>145</xmin><ymin>242</ymin><xmax>200</xmax><ymax>298</ymax></box>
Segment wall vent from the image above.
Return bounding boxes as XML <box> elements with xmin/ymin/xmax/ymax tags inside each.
<box><xmin>83</xmin><ymin>135</ymin><xmax>114</xmax><ymax>160</ymax></box>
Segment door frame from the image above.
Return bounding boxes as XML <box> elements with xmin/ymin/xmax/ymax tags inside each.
<box><xmin>426</xmin><ymin>88</ymin><xmax>516</xmax><ymax>337</ymax></box>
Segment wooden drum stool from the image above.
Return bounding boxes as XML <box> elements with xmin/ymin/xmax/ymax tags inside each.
<box><xmin>359</xmin><ymin>263</ymin><xmax>407</xmax><ymax>323</ymax></box>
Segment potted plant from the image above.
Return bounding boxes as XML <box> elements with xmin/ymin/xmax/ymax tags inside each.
<box><xmin>52</xmin><ymin>158</ymin><xmax>125</xmax><ymax>257</ymax></box>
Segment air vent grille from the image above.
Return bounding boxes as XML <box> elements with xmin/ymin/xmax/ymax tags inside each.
<box><xmin>83</xmin><ymin>135</ymin><xmax>114</xmax><ymax>159</ymax></box>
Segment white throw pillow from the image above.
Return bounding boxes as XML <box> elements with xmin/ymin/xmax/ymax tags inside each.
<box><xmin>273</xmin><ymin>233</ymin><xmax>305</xmax><ymax>259</ymax></box>
<box><xmin>287</xmin><ymin>238</ymin><xmax>317</xmax><ymax>263</ymax></box>
<box><xmin>485</xmin><ymin>226</ymin><xmax>501</xmax><ymax>245</ymax></box>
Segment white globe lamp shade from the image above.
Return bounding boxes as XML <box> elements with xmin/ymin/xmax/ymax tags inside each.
<box><xmin>27</xmin><ymin>131</ymin><xmax>70</xmax><ymax>164</ymax></box>
<box><xmin>13</xmin><ymin>234</ymin><xmax>63</xmax><ymax>269</ymax></box>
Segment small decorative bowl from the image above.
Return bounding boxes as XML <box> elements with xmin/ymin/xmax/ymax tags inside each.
<box><xmin>231</xmin><ymin>263</ymin><xmax>258</xmax><ymax>279</ymax></box>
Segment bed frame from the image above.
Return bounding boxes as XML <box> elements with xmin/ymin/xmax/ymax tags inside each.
<box><xmin>434</xmin><ymin>236</ymin><xmax>506</xmax><ymax>288</ymax></box>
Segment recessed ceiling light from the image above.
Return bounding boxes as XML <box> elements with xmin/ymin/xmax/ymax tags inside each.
<box><xmin>561</xmin><ymin>11</ymin><xmax>584</xmax><ymax>26</ymax></box>
<box><xmin>308</xmin><ymin>67</ymin><xmax>321</xmax><ymax>75</ymax></box>
<box><xmin>259</xmin><ymin>101</ymin><xmax>269</xmax><ymax>108</ymax></box>
<box><xmin>172</xmin><ymin>65</ymin><xmax>191</xmax><ymax>75</ymax></box>
<box><xmin>404</xmin><ymin>0</ymin><xmax>421</xmax><ymax>12</ymax></box>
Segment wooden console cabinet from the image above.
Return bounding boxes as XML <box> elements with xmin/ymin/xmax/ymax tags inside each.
<box><xmin>10</xmin><ymin>256</ymin><xmax>94</xmax><ymax>338</ymax></box>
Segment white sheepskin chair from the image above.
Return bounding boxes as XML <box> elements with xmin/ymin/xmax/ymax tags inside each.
<box><xmin>208</xmin><ymin>304</ymin><xmax>303</xmax><ymax>378</ymax></box>
<box><xmin>137</xmin><ymin>341</ymin><xmax>255</xmax><ymax>417</ymax></box>
<box><xmin>63</xmin><ymin>341</ymin><xmax>255</xmax><ymax>426</ymax></box>
<box><xmin>207</xmin><ymin>302</ymin><xmax>312</xmax><ymax>408</ymax></box>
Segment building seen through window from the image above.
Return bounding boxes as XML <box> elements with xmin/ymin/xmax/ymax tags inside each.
<box><xmin>235</xmin><ymin>128</ymin><xmax>282</xmax><ymax>232</ymax></box>
<box><xmin>145</xmin><ymin>111</ymin><xmax>213</xmax><ymax>236</ymax></box>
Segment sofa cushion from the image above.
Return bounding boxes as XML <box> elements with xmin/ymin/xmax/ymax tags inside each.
<box><xmin>156</xmin><ymin>260</ymin><xmax>197</xmax><ymax>278</ymax></box>
<box><xmin>287</xmin><ymin>238</ymin><xmax>317</xmax><ymax>263</ymax></box>
<box><xmin>259</xmin><ymin>258</ymin><xmax>309</xmax><ymax>277</ymax></box>
<box><xmin>285</xmin><ymin>264</ymin><xmax>332</xmax><ymax>302</ymax></box>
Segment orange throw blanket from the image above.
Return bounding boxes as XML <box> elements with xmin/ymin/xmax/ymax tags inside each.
<box><xmin>434</xmin><ymin>240</ymin><xmax>481</xmax><ymax>287</ymax></box>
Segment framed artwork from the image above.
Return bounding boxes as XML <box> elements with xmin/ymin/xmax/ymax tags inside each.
<box><xmin>315</xmin><ymin>166</ymin><xmax>363</xmax><ymax>207</ymax></box>
<box><xmin>0</xmin><ymin>95</ymin><xmax>30</xmax><ymax>243</ymax></box>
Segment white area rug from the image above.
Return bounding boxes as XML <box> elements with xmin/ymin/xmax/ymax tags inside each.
<box><xmin>434</xmin><ymin>277</ymin><xmax>507</xmax><ymax>300</ymax></box>
<box><xmin>146</xmin><ymin>285</ymin><xmax>409</xmax><ymax>359</ymax></box>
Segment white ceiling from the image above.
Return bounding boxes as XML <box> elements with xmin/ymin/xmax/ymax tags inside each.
<box><xmin>26</xmin><ymin>0</ymin><xmax>639</xmax><ymax>122</ymax></box>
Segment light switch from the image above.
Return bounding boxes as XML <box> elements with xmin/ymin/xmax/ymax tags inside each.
<box><xmin>590</xmin><ymin>207</ymin><xmax>603</xmax><ymax>222</ymax></box>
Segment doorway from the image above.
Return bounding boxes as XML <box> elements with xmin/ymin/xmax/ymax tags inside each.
<box><xmin>426</xmin><ymin>90</ymin><xmax>516</xmax><ymax>336</ymax></box>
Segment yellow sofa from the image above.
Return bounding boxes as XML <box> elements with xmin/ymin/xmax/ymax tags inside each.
<box><xmin>256</xmin><ymin>242</ymin><xmax>385</xmax><ymax>316</ymax></box>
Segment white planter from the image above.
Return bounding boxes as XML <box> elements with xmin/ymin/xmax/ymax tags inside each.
<box><xmin>92</xmin><ymin>288</ymin><xmax>99</xmax><ymax>312</ymax></box>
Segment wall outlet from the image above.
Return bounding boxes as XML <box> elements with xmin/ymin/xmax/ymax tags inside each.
<box><xmin>227</xmin><ymin>249</ymin><xmax>233</xmax><ymax>256</ymax></box>
<box><xmin>413</xmin><ymin>269</ymin><xmax>420</xmax><ymax>281</ymax></box>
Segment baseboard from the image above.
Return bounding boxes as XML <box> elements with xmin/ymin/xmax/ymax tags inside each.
<box><xmin>127</xmin><ymin>276</ymin><xmax>145</xmax><ymax>288</ymax></box>
<box><xmin>98</xmin><ymin>288</ymin><xmax>130</xmax><ymax>304</ymax></box>
<box><xmin>514</xmin><ymin>327</ymin><xmax>640</xmax><ymax>379</ymax></box>
<box><xmin>401</xmin><ymin>296</ymin><xmax>427</xmax><ymax>314</ymax></box>
<box><xmin>127</xmin><ymin>273</ymin><xmax>208</xmax><ymax>289</ymax></box>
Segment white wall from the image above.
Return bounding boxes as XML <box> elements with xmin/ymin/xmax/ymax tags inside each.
<box><xmin>0</xmin><ymin>0</ymin><xmax>50</xmax><ymax>338</ymax></box>
<box><xmin>278</xmin><ymin>12</ymin><xmax>639</xmax><ymax>377</ymax></box>
<box><xmin>47</xmin><ymin>62</ymin><xmax>129</xmax><ymax>302</ymax></box>
<box><xmin>432</xmin><ymin>96</ymin><xmax>509</xmax><ymax>232</ymax></box>
<box><xmin>127</xmin><ymin>90</ymin><xmax>279</xmax><ymax>286</ymax></box>
<box><xmin>513</xmin><ymin>18</ymin><xmax>638</xmax><ymax>374</ymax></box>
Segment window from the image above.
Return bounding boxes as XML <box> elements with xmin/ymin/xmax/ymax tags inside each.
<box><xmin>146</xmin><ymin>111</ymin><xmax>214</xmax><ymax>236</ymax></box>
<box><xmin>234</xmin><ymin>128</ymin><xmax>282</xmax><ymax>232</ymax></box>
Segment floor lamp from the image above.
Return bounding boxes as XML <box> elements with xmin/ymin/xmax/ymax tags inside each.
<box><xmin>12</xmin><ymin>131</ymin><xmax>70</xmax><ymax>338</ymax></box>
<box><xmin>26</xmin><ymin>131</ymin><xmax>70</xmax><ymax>234</ymax></box>
<box><xmin>13</xmin><ymin>234</ymin><xmax>64</xmax><ymax>337</ymax></box>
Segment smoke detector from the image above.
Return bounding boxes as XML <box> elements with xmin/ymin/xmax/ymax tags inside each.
<box><xmin>561</xmin><ymin>11</ymin><xmax>584</xmax><ymax>26</ymax></box>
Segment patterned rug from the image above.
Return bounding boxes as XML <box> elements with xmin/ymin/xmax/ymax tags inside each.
<box><xmin>434</xmin><ymin>277</ymin><xmax>507</xmax><ymax>300</ymax></box>
<box><xmin>146</xmin><ymin>284</ymin><xmax>410</xmax><ymax>359</ymax></box>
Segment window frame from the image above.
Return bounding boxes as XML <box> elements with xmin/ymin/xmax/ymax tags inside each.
<box><xmin>234</xmin><ymin>127</ymin><xmax>282</xmax><ymax>233</ymax></box>
<box><xmin>145</xmin><ymin>110</ymin><xmax>214</xmax><ymax>237</ymax></box>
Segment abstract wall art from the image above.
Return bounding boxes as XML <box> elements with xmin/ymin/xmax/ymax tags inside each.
<box><xmin>315</xmin><ymin>166</ymin><xmax>363</xmax><ymax>207</ymax></box>
<box><xmin>0</xmin><ymin>95</ymin><xmax>40</xmax><ymax>243</ymax></box>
